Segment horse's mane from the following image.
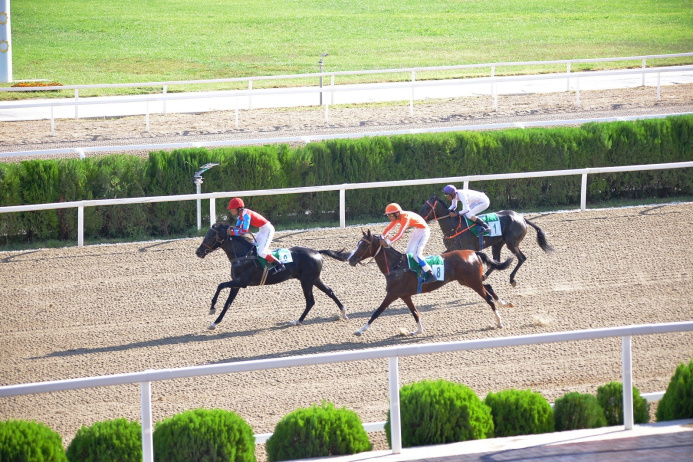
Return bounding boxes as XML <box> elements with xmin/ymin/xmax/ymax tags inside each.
<box><xmin>212</xmin><ymin>222</ymin><xmax>255</xmax><ymax>250</ymax></box>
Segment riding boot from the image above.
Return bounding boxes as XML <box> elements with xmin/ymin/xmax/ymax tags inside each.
<box><xmin>475</xmin><ymin>217</ymin><xmax>491</xmax><ymax>234</ymax></box>
<box><xmin>266</xmin><ymin>255</ymin><xmax>286</xmax><ymax>273</ymax></box>
<box><xmin>422</xmin><ymin>263</ymin><xmax>434</xmax><ymax>281</ymax></box>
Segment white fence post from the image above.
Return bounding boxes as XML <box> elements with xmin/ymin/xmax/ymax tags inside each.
<box><xmin>140</xmin><ymin>381</ymin><xmax>154</xmax><ymax>462</ymax></box>
<box><xmin>209</xmin><ymin>198</ymin><xmax>216</xmax><ymax>226</ymax></box>
<box><xmin>77</xmin><ymin>206</ymin><xmax>84</xmax><ymax>247</ymax></box>
<box><xmin>388</xmin><ymin>356</ymin><xmax>402</xmax><ymax>454</ymax></box>
<box><xmin>339</xmin><ymin>188</ymin><xmax>345</xmax><ymax>228</ymax></box>
<box><xmin>622</xmin><ymin>335</ymin><xmax>634</xmax><ymax>430</ymax></box>
<box><xmin>580</xmin><ymin>173</ymin><xmax>588</xmax><ymax>211</ymax></box>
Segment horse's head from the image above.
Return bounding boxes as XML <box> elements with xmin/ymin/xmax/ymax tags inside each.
<box><xmin>420</xmin><ymin>194</ymin><xmax>447</xmax><ymax>222</ymax></box>
<box><xmin>348</xmin><ymin>229</ymin><xmax>382</xmax><ymax>267</ymax></box>
<box><xmin>195</xmin><ymin>223</ymin><xmax>229</xmax><ymax>258</ymax></box>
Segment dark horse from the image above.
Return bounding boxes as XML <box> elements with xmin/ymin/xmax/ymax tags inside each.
<box><xmin>346</xmin><ymin>230</ymin><xmax>514</xmax><ymax>336</ymax></box>
<box><xmin>195</xmin><ymin>222</ymin><xmax>348</xmax><ymax>329</ymax></box>
<box><xmin>420</xmin><ymin>194</ymin><xmax>554</xmax><ymax>286</ymax></box>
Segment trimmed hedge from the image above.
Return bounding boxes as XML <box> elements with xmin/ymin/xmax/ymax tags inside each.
<box><xmin>0</xmin><ymin>419</ymin><xmax>68</xmax><ymax>462</ymax></box>
<box><xmin>596</xmin><ymin>381</ymin><xmax>650</xmax><ymax>426</ymax></box>
<box><xmin>656</xmin><ymin>359</ymin><xmax>693</xmax><ymax>421</ymax></box>
<box><xmin>152</xmin><ymin>409</ymin><xmax>255</xmax><ymax>462</ymax></box>
<box><xmin>66</xmin><ymin>418</ymin><xmax>142</xmax><ymax>462</ymax></box>
<box><xmin>1</xmin><ymin>115</ymin><xmax>692</xmax><ymax>244</ymax></box>
<box><xmin>265</xmin><ymin>401</ymin><xmax>371</xmax><ymax>461</ymax></box>
<box><xmin>483</xmin><ymin>389</ymin><xmax>554</xmax><ymax>437</ymax></box>
<box><xmin>553</xmin><ymin>392</ymin><xmax>607</xmax><ymax>431</ymax></box>
<box><xmin>385</xmin><ymin>379</ymin><xmax>494</xmax><ymax>448</ymax></box>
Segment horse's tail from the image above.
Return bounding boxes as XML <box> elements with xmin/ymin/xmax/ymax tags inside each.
<box><xmin>318</xmin><ymin>249</ymin><xmax>351</xmax><ymax>262</ymax></box>
<box><xmin>476</xmin><ymin>252</ymin><xmax>514</xmax><ymax>271</ymax></box>
<box><xmin>525</xmin><ymin>218</ymin><xmax>555</xmax><ymax>253</ymax></box>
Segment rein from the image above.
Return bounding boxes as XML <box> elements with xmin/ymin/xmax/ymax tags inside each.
<box><xmin>445</xmin><ymin>217</ymin><xmax>474</xmax><ymax>240</ymax></box>
<box><xmin>423</xmin><ymin>198</ymin><xmax>451</xmax><ymax>222</ymax></box>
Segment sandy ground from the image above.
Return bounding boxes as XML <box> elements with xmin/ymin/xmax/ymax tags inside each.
<box><xmin>1</xmin><ymin>203</ymin><xmax>692</xmax><ymax>459</ymax></box>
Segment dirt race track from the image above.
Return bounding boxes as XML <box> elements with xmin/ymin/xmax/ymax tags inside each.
<box><xmin>1</xmin><ymin>203</ymin><xmax>693</xmax><ymax>456</ymax></box>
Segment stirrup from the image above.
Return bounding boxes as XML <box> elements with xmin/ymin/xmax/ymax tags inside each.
<box><xmin>271</xmin><ymin>263</ymin><xmax>286</xmax><ymax>274</ymax></box>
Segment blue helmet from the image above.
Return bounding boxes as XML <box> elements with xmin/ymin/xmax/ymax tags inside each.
<box><xmin>443</xmin><ymin>185</ymin><xmax>457</xmax><ymax>195</ymax></box>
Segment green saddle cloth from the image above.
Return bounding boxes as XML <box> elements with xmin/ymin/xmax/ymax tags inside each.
<box><xmin>258</xmin><ymin>248</ymin><xmax>293</xmax><ymax>268</ymax></box>
<box><xmin>407</xmin><ymin>254</ymin><xmax>445</xmax><ymax>281</ymax></box>
<box><xmin>464</xmin><ymin>213</ymin><xmax>500</xmax><ymax>237</ymax></box>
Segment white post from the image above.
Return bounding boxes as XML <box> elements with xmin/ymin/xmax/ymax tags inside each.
<box><xmin>566</xmin><ymin>62</ymin><xmax>571</xmax><ymax>91</ymax></box>
<box><xmin>209</xmin><ymin>198</ymin><xmax>216</xmax><ymax>226</ymax></box>
<box><xmin>641</xmin><ymin>59</ymin><xmax>646</xmax><ymax>87</ymax></box>
<box><xmin>410</xmin><ymin>71</ymin><xmax>415</xmax><ymax>117</ymax></box>
<box><xmin>140</xmin><ymin>381</ymin><xmax>154</xmax><ymax>462</ymax></box>
<box><xmin>162</xmin><ymin>85</ymin><xmax>167</xmax><ymax>115</ymax></box>
<box><xmin>388</xmin><ymin>357</ymin><xmax>402</xmax><ymax>454</ymax></box>
<box><xmin>580</xmin><ymin>173</ymin><xmax>587</xmax><ymax>211</ymax></box>
<box><xmin>622</xmin><ymin>336</ymin><xmax>634</xmax><ymax>430</ymax></box>
<box><xmin>195</xmin><ymin>179</ymin><xmax>202</xmax><ymax>230</ymax></box>
<box><xmin>339</xmin><ymin>188</ymin><xmax>345</xmax><ymax>228</ymax></box>
<box><xmin>77</xmin><ymin>206</ymin><xmax>84</xmax><ymax>247</ymax></box>
<box><xmin>0</xmin><ymin>0</ymin><xmax>12</xmax><ymax>83</ymax></box>
<box><xmin>463</xmin><ymin>180</ymin><xmax>469</xmax><ymax>190</ymax></box>
<box><xmin>75</xmin><ymin>89</ymin><xmax>79</xmax><ymax>119</ymax></box>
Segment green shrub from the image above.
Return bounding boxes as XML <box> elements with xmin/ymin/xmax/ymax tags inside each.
<box><xmin>152</xmin><ymin>409</ymin><xmax>255</xmax><ymax>462</ymax></box>
<box><xmin>597</xmin><ymin>381</ymin><xmax>650</xmax><ymax>426</ymax></box>
<box><xmin>385</xmin><ymin>379</ymin><xmax>493</xmax><ymax>448</ymax></box>
<box><xmin>265</xmin><ymin>401</ymin><xmax>371</xmax><ymax>461</ymax></box>
<box><xmin>66</xmin><ymin>418</ymin><xmax>142</xmax><ymax>462</ymax></box>
<box><xmin>0</xmin><ymin>419</ymin><xmax>68</xmax><ymax>462</ymax></box>
<box><xmin>656</xmin><ymin>359</ymin><xmax>693</xmax><ymax>421</ymax></box>
<box><xmin>554</xmin><ymin>392</ymin><xmax>607</xmax><ymax>431</ymax></box>
<box><xmin>483</xmin><ymin>389</ymin><xmax>554</xmax><ymax>437</ymax></box>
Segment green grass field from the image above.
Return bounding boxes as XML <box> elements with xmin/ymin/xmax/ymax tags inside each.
<box><xmin>4</xmin><ymin>0</ymin><xmax>693</xmax><ymax>97</ymax></box>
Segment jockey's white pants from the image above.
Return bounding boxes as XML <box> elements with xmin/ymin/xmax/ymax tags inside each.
<box><xmin>406</xmin><ymin>227</ymin><xmax>431</xmax><ymax>271</ymax></box>
<box><xmin>465</xmin><ymin>193</ymin><xmax>490</xmax><ymax>218</ymax></box>
<box><xmin>254</xmin><ymin>223</ymin><xmax>275</xmax><ymax>258</ymax></box>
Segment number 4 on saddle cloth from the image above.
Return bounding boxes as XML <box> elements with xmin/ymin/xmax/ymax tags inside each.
<box><xmin>257</xmin><ymin>248</ymin><xmax>294</xmax><ymax>268</ymax></box>
<box><xmin>407</xmin><ymin>254</ymin><xmax>444</xmax><ymax>293</ymax></box>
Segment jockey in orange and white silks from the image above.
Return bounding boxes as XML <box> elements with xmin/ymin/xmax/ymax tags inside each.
<box><xmin>381</xmin><ymin>203</ymin><xmax>433</xmax><ymax>276</ymax></box>
<box><xmin>227</xmin><ymin>197</ymin><xmax>285</xmax><ymax>273</ymax></box>
<box><xmin>443</xmin><ymin>185</ymin><xmax>491</xmax><ymax>233</ymax></box>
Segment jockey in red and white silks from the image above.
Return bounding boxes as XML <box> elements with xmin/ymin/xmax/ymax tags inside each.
<box><xmin>227</xmin><ymin>197</ymin><xmax>285</xmax><ymax>272</ymax></box>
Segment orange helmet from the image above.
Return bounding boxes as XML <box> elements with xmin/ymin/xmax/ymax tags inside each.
<box><xmin>384</xmin><ymin>203</ymin><xmax>403</xmax><ymax>215</ymax></box>
<box><xmin>227</xmin><ymin>197</ymin><xmax>244</xmax><ymax>210</ymax></box>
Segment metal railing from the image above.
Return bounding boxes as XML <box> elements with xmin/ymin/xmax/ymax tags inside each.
<box><xmin>1</xmin><ymin>160</ymin><xmax>691</xmax><ymax>247</ymax></box>
<box><xmin>1</xmin><ymin>321</ymin><xmax>691</xmax><ymax>461</ymax></box>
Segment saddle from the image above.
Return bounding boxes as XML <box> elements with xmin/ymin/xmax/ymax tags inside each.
<box><xmin>257</xmin><ymin>248</ymin><xmax>293</xmax><ymax>268</ymax></box>
<box><xmin>407</xmin><ymin>254</ymin><xmax>444</xmax><ymax>293</ymax></box>
<box><xmin>463</xmin><ymin>213</ymin><xmax>501</xmax><ymax>237</ymax></box>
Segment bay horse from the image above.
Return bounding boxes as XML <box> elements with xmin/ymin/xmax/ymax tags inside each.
<box><xmin>420</xmin><ymin>194</ymin><xmax>554</xmax><ymax>286</ymax></box>
<box><xmin>347</xmin><ymin>230</ymin><xmax>514</xmax><ymax>336</ymax></box>
<box><xmin>195</xmin><ymin>222</ymin><xmax>348</xmax><ymax>329</ymax></box>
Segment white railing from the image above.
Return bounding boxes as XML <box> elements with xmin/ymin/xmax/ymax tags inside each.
<box><xmin>1</xmin><ymin>63</ymin><xmax>692</xmax><ymax>133</ymax></box>
<box><xmin>2</xmin><ymin>112</ymin><xmax>691</xmax><ymax>160</ymax></box>
<box><xmin>1</xmin><ymin>321</ymin><xmax>691</xmax><ymax>462</ymax></box>
<box><xmin>1</xmin><ymin>161</ymin><xmax>692</xmax><ymax>247</ymax></box>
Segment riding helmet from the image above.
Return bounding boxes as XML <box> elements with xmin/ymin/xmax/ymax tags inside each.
<box><xmin>443</xmin><ymin>185</ymin><xmax>457</xmax><ymax>195</ymax></box>
<box><xmin>384</xmin><ymin>203</ymin><xmax>403</xmax><ymax>215</ymax></box>
<box><xmin>227</xmin><ymin>197</ymin><xmax>244</xmax><ymax>210</ymax></box>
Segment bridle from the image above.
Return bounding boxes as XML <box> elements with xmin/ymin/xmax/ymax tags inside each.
<box><xmin>422</xmin><ymin>198</ymin><xmax>441</xmax><ymax>221</ymax></box>
<box><xmin>423</xmin><ymin>197</ymin><xmax>474</xmax><ymax>240</ymax></box>
<box><xmin>352</xmin><ymin>234</ymin><xmax>406</xmax><ymax>276</ymax></box>
<box><xmin>199</xmin><ymin>224</ymin><xmax>227</xmax><ymax>255</ymax></box>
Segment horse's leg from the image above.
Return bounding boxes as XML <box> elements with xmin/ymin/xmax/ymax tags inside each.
<box><xmin>484</xmin><ymin>242</ymin><xmax>505</xmax><ymax>281</ymax></box>
<box><xmin>484</xmin><ymin>283</ymin><xmax>514</xmax><ymax>308</ymax></box>
<box><xmin>506</xmin><ymin>244</ymin><xmax>527</xmax><ymax>287</ymax></box>
<box><xmin>463</xmin><ymin>279</ymin><xmax>503</xmax><ymax>328</ymax></box>
<box><xmin>355</xmin><ymin>293</ymin><xmax>398</xmax><ymax>336</ymax></box>
<box><xmin>208</xmin><ymin>286</ymin><xmax>241</xmax><ymax>330</ymax></box>
<box><xmin>209</xmin><ymin>281</ymin><xmax>230</xmax><ymax>314</ymax></box>
<box><xmin>313</xmin><ymin>278</ymin><xmax>348</xmax><ymax>321</ymax></box>
<box><xmin>290</xmin><ymin>280</ymin><xmax>317</xmax><ymax>326</ymax></box>
<box><xmin>400</xmin><ymin>295</ymin><xmax>423</xmax><ymax>335</ymax></box>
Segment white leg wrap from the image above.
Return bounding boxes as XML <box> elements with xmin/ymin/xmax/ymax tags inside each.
<box><xmin>208</xmin><ymin>323</ymin><xmax>216</xmax><ymax>330</ymax></box>
<box><xmin>355</xmin><ymin>323</ymin><xmax>370</xmax><ymax>336</ymax></box>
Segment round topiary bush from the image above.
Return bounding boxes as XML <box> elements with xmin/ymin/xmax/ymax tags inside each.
<box><xmin>385</xmin><ymin>379</ymin><xmax>494</xmax><ymax>448</ymax></box>
<box><xmin>152</xmin><ymin>409</ymin><xmax>255</xmax><ymax>462</ymax></box>
<box><xmin>483</xmin><ymin>388</ymin><xmax>554</xmax><ymax>437</ymax></box>
<box><xmin>66</xmin><ymin>418</ymin><xmax>142</xmax><ymax>462</ymax></box>
<box><xmin>656</xmin><ymin>358</ymin><xmax>693</xmax><ymax>422</ymax></box>
<box><xmin>0</xmin><ymin>419</ymin><xmax>68</xmax><ymax>462</ymax></box>
<box><xmin>596</xmin><ymin>381</ymin><xmax>650</xmax><ymax>426</ymax></box>
<box><xmin>265</xmin><ymin>401</ymin><xmax>371</xmax><ymax>462</ymax></box>
<box><xmin>554</xmin><ymin>392</ymin><xmax>607</xmax><ymax>431</ymax></box>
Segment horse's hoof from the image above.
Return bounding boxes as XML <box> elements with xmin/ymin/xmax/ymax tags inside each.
<box><xmin>482</xmin><ymin>275</ymin><xmax>488</xmax><ymax>281</ymax></box>
<box><xmin>510</xmin><ymin>280</ymin><xmax>517</xmax><ymax>287</ymax></box>
<box><xmin>340</xmin><ymin>311</ymin><xmax>349</xmax><ymax>321</ymax></box>
<box><xmin>208</xmin><ymin>324</ymin><xmax>216</xmax><ymax>330</ymax></box>
<box><xmin>208</xmin><ymin>309</ymin><xmax>216</xmax><ymax>315</ymax></box>
<box><xmin>354</xmin><ymin>330</ymin><xmax>363</xmax><ymax>336</ymax></box>
<box><xmin>288</xmin><ymin>320</ymin><xmax>302</xmax><ymax>326</ymax></box>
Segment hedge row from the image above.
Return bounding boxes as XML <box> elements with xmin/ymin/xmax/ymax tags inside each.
<box><xmin>1</xmin><ymin>115</ymin><xmax>691</xmax><ymax>243</ymax></box>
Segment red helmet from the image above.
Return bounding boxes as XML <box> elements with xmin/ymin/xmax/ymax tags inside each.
<box><xmin>227</xmin><ymin>197</ymin><xmax>244</xmax><ymax>210</ymax></box>
<box><xmin>384</xmin><ymin>203</ymin><xmax>403</xmax><ymax>215</ymax></box>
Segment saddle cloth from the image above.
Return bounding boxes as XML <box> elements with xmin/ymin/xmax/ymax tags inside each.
<box><xmin>465</xmin><ymin>213</ymin><xmax>502</xmax><ymax>237</ymax></box>
<box><xmin>407</xmin><ymin>254</ymin><xmax>444</xmax><ymax>282</ymax></box>
<box><xmin>258</xmin><ymin>248</ymin><xmax>293</xmax><ymax>268</ymax></box>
